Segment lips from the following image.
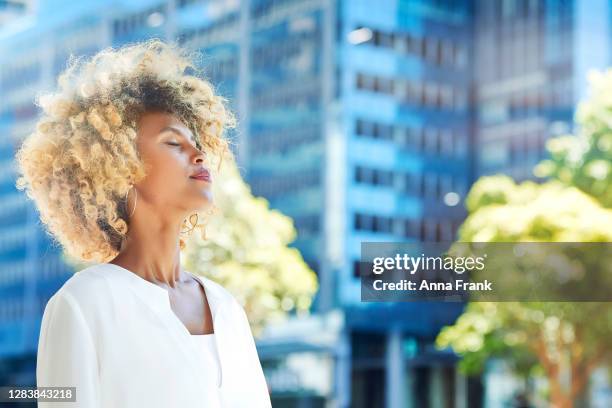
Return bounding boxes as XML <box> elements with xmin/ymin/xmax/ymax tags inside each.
<box><xmin>190</xmin><ymin>169</ymin><xmax>211</xmax><ymax>182</ymax></box>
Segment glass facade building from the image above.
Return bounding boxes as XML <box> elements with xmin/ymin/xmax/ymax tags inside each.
<box><xmin>474</xmin><ymin>0</ymin><xmax>612</xmax><ymax>180</ymax></box>
<box><xmin>1</xmin><ymin>0</ymin><xmax>611</xmax><ymax>406</ymax></box>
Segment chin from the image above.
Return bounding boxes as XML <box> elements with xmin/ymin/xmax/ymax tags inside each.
<box><xmin>195</xmin><ymin>199</ymin><xmax>214</xmax><ymax>212</ymax></box>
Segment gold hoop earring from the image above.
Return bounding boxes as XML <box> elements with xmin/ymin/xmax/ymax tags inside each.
<box><xmin>125</xmin><ymin>185</ymin><xmax>137</xmax><ymax>218</ymax></box>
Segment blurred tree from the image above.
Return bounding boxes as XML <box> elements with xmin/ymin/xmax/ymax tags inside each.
<box><xmin>437</xmin><ymin>176</ymin><xmax>612</xmax><ymax>407</ymax></box>
<box><xmin>64</xmin><ymin>155</ymin><xmax>318</xmax><ymax>336</ymax></box>
<box><xmin>535</xmin><ymin>69</ymin><xmax>612</xmax><ymax>208</ymax></box>
<box><xmin>436</xmin><ymin>69</ymin><xmax>612</xmax><ymax>408</ymax></box>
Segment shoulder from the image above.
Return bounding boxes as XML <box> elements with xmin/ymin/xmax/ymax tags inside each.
<box><xmin>40</xmin><ymin>266</ymin><xmax>108</xmax><ymax>336</ymax></box>
<box><xmin>196</xmin><ymin>275</ymin><xmax>256</xmax><ymax>333</ymax></box>
<box><xmin>194</xmin><ymin>277</ymin><xmax>259</xmax><ymax>344</ymax></box>
<box><xmin>197</xmin><ymin>274</ymin><xmax>237</xmax><ymax>302</ymax></box>
<box><xmin>193</xmin><ymin>273</ymin><xmax>245</xmax><ymax>312</ymax></box>
<box><xmin>46</xmin><ymin>264</ymin><xmax>116</xmax><ymax>314</ymax></box>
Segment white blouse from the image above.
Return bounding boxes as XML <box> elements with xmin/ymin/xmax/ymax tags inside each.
<box><xmin>36</xmin><ymin>263</ymin><xmax>272</xmax><ymax>407</ymax></box>
<box><xmin>191</xmin><ymin>334</ymin><xmax>222</xmax><ymax>389</ymax></box>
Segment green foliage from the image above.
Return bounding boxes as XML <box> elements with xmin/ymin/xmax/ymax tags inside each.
<box><xmin>436</xmin><ymin>302</ymin><xmax>538</xmax><ymax>377</ymax></box>
<box><xmin>535</xmin><ymin>69</ymin><xmax>612</xmax><ymax>208</ymax></box>
<box><xmin>464</xmin><ymin>175</ymin><xmax>517</xmax><ymax>212</ymax></box>
<box><xmin>459</xmin><ymin>177</ymin><xmax>612</xmax><ymax>243</ymax></box>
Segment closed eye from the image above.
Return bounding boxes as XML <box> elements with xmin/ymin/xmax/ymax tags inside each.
<box><xmin>166</xmin><ymin>142</ymin><xmax>181</xmax><ymax>147</ymax></box>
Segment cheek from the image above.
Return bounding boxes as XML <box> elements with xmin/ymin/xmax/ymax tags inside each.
<box><xmin>140</xmin><ymin>151</ymin><xmax>189</xmax><ymax>187</ymax></box>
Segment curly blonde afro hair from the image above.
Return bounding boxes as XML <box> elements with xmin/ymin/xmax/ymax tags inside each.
<box><xmin>15</xmin><ymin>39</ymin><xmax>236</xmax><ymax>263</ymax></box>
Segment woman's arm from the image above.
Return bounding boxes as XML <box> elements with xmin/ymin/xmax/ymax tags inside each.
<box><xmin>235</xmin><ymin>302</ymin><xmax>272</xmax><ymax>407</ymax></box>
<box><xmin>36</xmin><ymin>291</ymin><xmax>100</xmax><ymax>407</ymax></box>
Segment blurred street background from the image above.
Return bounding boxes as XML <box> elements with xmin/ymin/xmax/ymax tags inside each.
<box><xmin>0</xmin><ymin>0</ymin><xmax>611</xmax><ymax>407</ymax></box>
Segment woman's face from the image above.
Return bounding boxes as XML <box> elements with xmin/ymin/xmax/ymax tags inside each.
<box><xmin>134</xmin><ymin>111</ymin><xmax>213</xmax><ymax>219</ymax></box>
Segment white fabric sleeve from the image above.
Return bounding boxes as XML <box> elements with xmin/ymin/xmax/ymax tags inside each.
<box><xmin>235</xmin><ymin>301</ymin><xmax>272</xmax><ymax>407</ymax></box>
<box><xmin>36</xmin><ymin>291</ymin><xmax>100</xmax><ymax>407</ymax></box>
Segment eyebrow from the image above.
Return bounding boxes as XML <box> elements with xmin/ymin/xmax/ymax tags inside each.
<box><xmin>160</xmin><ymin>126</ymin><xmax>201</xmax><ymax>149</ymax></box>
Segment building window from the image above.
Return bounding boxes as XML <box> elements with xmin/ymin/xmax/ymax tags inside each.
<box><xmin>355</xmin><ymin>166</ymin><xmax>374</xmax><ymax>184</ymax></box>
<box><xmin>425</xmin><ymin>37</ymin><xmax>439</xmax><ymax>62</ymax></box>
<box><xmin>403</xmin><ymin>172</ymin><xmax>421</xmax><ymax>196</ymax></box>
<box><xmin>453</xmin><ymin>44</ymin><xmax>467</xmax><ymax>68</ymax></box>
<box><xmin>353</xmin><ymin>260</ymin><xmax>361</xmax><ymax>278</ymax></box>
<box><xmin>354</xmin><ymin>213</ymin><xmax>393</xmax><ymax>234</ymax></box>
<box><xmin>403</xmin><ymin>219</ymin><xmax>419</xmax><ymax>239</ymax></box>
<box><xmin>406</xmin><ymin>81</ymin><xmax>421</xmax><ymax>104</ymax></box>
<box><xmin>378</xmin><ymin>76</ymin><xmax>394</xmax><ymax>95</ymax></box>
<box><xmin>355</xmin><ymin>166</ymin><xmax>394</xmax><ymax>187</ymax></box>
<box><xmin>419</xmin><ymin>219</ymin><xmax>427</xmax><ymax>241</ymax></box>
<box><xmin>441</xmin><ymin>40</ymin><xmax>455</xmax><ymax>66</ymax></box>
<box><xmin>440</xmin><ymin>130</ymin><xmax>453</xmax><ymax>156</ymax></box>
<box><xmin>354</xmin><ymin>213</ymin><xmax>374</xmax><ymax>231</ymax></box>
<box><xmin>355</xmin><ymin>118</ymin><xmax>394</xmax><ymax>141</ymax></box>
<box><xmin>373</xmin><ymin>216</ymin><xmax>392</xmax><ymax>233</ymax></box>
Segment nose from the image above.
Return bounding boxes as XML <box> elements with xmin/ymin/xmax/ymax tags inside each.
<box><xmin>193</xmin><ymin>146</ymin><xmax>206</xmax><ymax>164</ymax></box>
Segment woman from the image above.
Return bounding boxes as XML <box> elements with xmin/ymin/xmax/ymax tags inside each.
<box><xmin>15</xmin><ymin>39</ymin><xmax>272</xmax><ymax>407</ymax></box>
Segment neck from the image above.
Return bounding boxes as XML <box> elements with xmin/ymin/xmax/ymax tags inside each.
<box><xmin>109</xmin><ymin>201</ymin><xmax>189</xmax><ymax>289</ymax></box>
